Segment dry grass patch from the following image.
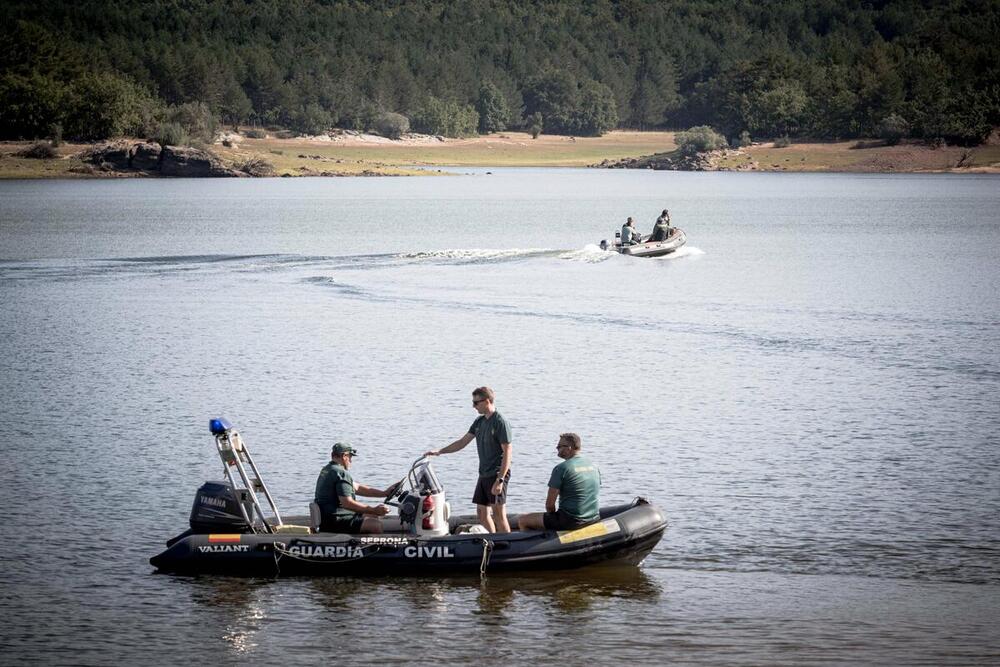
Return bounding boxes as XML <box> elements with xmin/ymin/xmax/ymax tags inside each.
<box><xmin>213</xmin><ymin>143</ymin><xmax>425</xmax><ymax>176</ymax></box>
<box><xmin>0</xmin><ymin>141</ymin><xmax>95</xmax><ymax>178</ymax></box>
<box><xmin>231</xmin><ymin>130</ymin><xmax>677</xmax><ymax>168</ymax></box>
<box><xmin>716</xmin><ymin>140</ymin><xmax>1000</xmax><ymax>172</ymax></box>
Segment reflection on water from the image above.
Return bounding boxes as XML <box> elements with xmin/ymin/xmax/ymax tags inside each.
<box><xmin>307</xmin><ymin>576</ymin><xmax>372</xmax><ymax>612</ymax></box>
<box><xmin>475</xmin><ymin>566</ymin><xmax>661</xmax><ymax>614</ymax></box>
<box><xmin>182</xmin><ymin>577</ymin><xmax>276</xmax><ymax>655</ymax></box>
<box><xmin>301</xmin><ymin>566</ymin><xmax>660</xmax><ymax>619</ymax></box>
<box><xmin>162</xmin><ymin>568</ymin><xmax>661</xmax><ymax>662</ymax></box>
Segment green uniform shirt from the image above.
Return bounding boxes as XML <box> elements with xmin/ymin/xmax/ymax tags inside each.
<box><xmin>314</xmin><ymin>462</ymin><xmax>356</xmax><ymax>518</ymax></box>
<box><xmin>469</xmin><ymin>411</ymin><xmax>512</xmax><ymax>476</ymax></box>
<box><xmin>548</xmin><ymin>455</ymin><xmax>601</xmax><ymax>522</ymax></box>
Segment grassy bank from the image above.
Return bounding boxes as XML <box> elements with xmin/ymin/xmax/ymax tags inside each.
<box><xmin>0</xmin><ymin>131</ymin><xmax>677</xmax><ymax>177</ymax></box>
<box><xmin>221</xmin><ymin>130</ymin><xmax>679</xmax><ymax>171</ymax></box>
<box><xmin>717</xmin><ymin>140</ymin><xmax>1000</xmax><ymax>172</ymax></box>
<box><xmin>2</xmin><ymin>131</ymin><xmax>997</xmax><ymax>178</ymax></box>
<box><xmin>0</xmin><ymin>143</ymin><xmax>96</xmax><ymax>178</ymax></box>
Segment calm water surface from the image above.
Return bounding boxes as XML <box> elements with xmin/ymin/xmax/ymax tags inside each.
<box><xmin>1</xmin><ymin>170</ymin><xmax>998</xmax><ymax>664</ymax></box>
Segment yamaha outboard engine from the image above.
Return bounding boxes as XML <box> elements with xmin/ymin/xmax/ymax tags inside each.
<box><xmin>189</xmin><ymin>481</ymin><xmax>254</xmax><ymax>533</ymax></box>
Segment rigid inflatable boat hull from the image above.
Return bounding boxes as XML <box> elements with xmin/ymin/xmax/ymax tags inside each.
<box><xmin>150</xmin><ymin>500</ymin><xmax>667</xmax><ymax>577</ymax></box>
<box><xmin>619</xmin><ymin>228</ymin><xmax>687</xmax><ymax>257</ymax></box>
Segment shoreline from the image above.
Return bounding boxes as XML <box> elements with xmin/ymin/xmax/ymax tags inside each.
<box><xmin>1</xmin><ymin>130</ymin><xmax>998</xmax><ymax>178</ymax></box>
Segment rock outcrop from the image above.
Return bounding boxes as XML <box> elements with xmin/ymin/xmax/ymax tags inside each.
<box><xmin>158</xmin><ymin>146</ymin><xmax>243</xmax><ymax>177</ymax></box>
<box><xmin>594</xmin><ymin>148</ymin><xmax>753</xmax><ymax>171</ymax></box>
<box><xmin>80</xmin><ymin>141</ymin><xmax>246</xmax><ymax>177</ymax></box>
<box><xmin>80</xmin><ymin>140</ymin><xmax>133</xmax><ymax>171</ymax></box>
<box><xmin>130</xmin><ymin>142</ymin><xmax>162</xmax><ymax>171</ymax></box>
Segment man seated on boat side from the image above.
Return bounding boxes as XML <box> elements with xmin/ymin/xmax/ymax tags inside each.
<box><xmin>649</xmin><ymin>209</ymin><xmax>671</xmax><ymax>242</ymax></box>
<box><xmin>621</xmin><ymin>217</ymin><xmax>641</xmax><ymax>245</ymax></box>
<box><xmin>517</xmin><ymin>433</ymin><xmax>601</xmax><ymax>531</ymax></box>
<box><xmin>314</xmin><ymin>442</ymin><xmax>391</xmax><ymax>534</ymax></box>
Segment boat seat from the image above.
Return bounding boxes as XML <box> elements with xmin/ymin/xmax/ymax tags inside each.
<box><xmin>454</xmin><ymin>523</ymin><xmax>489</xmax><ymax>535</ymax></box>
<box><xmin>309</xmin><ymin>502</ymin><xmax>322</xmax><ymax>533</ymax></box>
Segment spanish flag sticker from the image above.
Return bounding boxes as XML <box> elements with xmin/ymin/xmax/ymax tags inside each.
<box><xmin>208</xmin><ymin>534</ymin><xmax>243</xmax><ymax>543</ymax></box>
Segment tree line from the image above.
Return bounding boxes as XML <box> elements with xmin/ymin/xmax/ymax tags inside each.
<box><xmin>1</xmin><ymin>0</ymin><xmax>997</xmax><ymax>145</ymax></box>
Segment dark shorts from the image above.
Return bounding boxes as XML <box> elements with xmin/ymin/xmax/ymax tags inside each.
<box><xmin>320</xmin><ymin>513</ymin><xmax>365</xmax><ymax>534</ymax></box>
<box><xmin>472</xmin><ymin>470</ymin><xmax>510</xmax><ymax>506</ymax></box>
<box><xmin>542</xmin><ymin>509</ymin><xmax>594</xmax><ymax>531</ymax></box>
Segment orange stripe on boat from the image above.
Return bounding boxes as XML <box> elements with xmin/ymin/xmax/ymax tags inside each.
<box><xmin>208</xmin><ymin>534</ymin><xmax>243</xmax><ymax>543</ymax></box>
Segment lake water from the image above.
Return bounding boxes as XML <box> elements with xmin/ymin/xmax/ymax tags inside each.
<box><xmin>1</xmin><ymin>170</ymin><xmax>998</xmax><ymax>665</ymax></box>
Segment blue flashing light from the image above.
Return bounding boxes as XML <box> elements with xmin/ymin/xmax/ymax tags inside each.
<box><xmin>209</xmin><ymin>417</ymin><xmax>233</xmax><ymax>435</ymax></box>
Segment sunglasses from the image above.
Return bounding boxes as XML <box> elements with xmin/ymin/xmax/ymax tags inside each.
<box><xmin>473</xmin><ymin>397</ymin><xmax>487</xmax><ymax>405</ymax></box>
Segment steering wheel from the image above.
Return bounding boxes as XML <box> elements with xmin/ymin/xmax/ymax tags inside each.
<box><xmin>382</xmin><ymin>478</ymin><xmax>406</xmax><ymax>507</ymax></box>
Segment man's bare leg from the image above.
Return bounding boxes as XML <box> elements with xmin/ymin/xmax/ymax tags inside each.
<box><xmin>477</xmin><ymin>504</ymin><xmax>496</xmax><ymax>532</ymax></box>
<box><xmin>492</xmin><ymin>502</ymin><xmax>511</xmax><ymax>533</ymax></box>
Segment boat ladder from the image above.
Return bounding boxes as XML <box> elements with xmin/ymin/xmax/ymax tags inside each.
<box><xmin>211</xmin><ymin>419</ymin><xmax>284</xmax><ymax>533</ymax></box>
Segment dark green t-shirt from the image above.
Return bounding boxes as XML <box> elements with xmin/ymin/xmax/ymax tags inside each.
<box><xmin>548</xmin><ymin>455</ymin><xmax>601</xmax><ymax>521</ymax></box>
<box><xmin>314</xmin><ymin>462</ymin><xmax>356</xmax><ymax>518</ymax></box>
<box><xmin>469</xmin><ymin>411</ymin><xmax>512</xmax><ymax>476</ymax></box>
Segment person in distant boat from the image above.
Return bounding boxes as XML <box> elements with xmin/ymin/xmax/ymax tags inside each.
<box><xmin>621</xmin><ymin>217</ymin><xmax>641</xmax><ymax>245</ymax></box>
<box><xmin>425</xmin><ymin>386</ymin><xmax>513</xmax><ymax>533</ymax></box>
<box><xmin>314</xmin><ymin>442</ymin><xmax>392</xmax><ymax>534</ymax></box>
<box><xmin>518</xmin><ymin>432</ymin><xmax>601</xmax><ymax>531</ymax></box>
<box><xmin>650</xmin><ymin>209</ymin><xmax>672</xmax><ymax>242</ymax></box>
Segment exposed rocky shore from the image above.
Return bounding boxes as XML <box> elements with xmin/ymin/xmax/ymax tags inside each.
<box><xmin>593</xmin><ymin>148</ymin><xmax>757</xmax><ymax>171</ymax></box>
<box><xmin>76</xmin><ymin>141</ymin><xmax>250</xmax><ymax>177</ymax></box>
<box><xmin>2</xmin><ymin>130</ymin><xmax>995</xmax><ymax>178</ymax></box>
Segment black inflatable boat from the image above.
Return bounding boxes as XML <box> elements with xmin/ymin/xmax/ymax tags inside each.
<box><xmin>149</xmin><ymin>419</ymin><xmax>668</xmax><ymax>577</ymax></box>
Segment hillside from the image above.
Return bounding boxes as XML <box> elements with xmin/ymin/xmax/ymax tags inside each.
<box><xmin>2</xmin><ymin>1</ymin><xmax>999</xmax><ymax>147</ymax></box>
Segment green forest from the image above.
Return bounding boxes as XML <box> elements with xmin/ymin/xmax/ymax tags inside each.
<box><xmin>2</xmin><ymin>0</ymin><xmax>998</xmax><ymax>145</ymax></box>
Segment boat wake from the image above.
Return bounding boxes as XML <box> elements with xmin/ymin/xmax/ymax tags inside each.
<box><xmin>0</xmin><ymin>243</ymin><xmax>702</xmax><ymax>284</ymax></box>
<box><xmin>662</xmin><ymin>245</ymin><xmax>705</xmax><ymax>259</ymax></box>
<box><xmin>558</xmin><ymin>244</ymin><xmax>616</xmax><ymax>262</ymax></box>
<box><xmin>394</xmin><ymin>248</ymin><xmax>557</xmax><ymax>264</ymax></box>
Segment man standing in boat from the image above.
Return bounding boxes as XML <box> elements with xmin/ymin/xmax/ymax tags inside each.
<box><xmin>314</xmin><ymin>442</ymin><xmax>392</xmax><ymax>534</ymax></box>
<box><xmin>425</xmin><ymin>386</ymin><xmax>513</xmax><ymax>533</ymax></box>
<box><xmin>650</xmin><ymin>209</ymin><xmax>671</xmax><ymax>242</ymax></box>
<box><xmin>517</xmin><ymin>432</ymin><xmax>601</xmax><ymax>531</ymax></box>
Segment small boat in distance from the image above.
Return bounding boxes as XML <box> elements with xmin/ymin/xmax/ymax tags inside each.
<box><xmin>601</xmin><ymin>227</ymin><xmax>687</xmax><ymax>258</ymax></box>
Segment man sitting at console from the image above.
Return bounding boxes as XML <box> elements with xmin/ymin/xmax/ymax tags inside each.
<box><xmin>518</xmin><ymin>433</ymin><xmax>601</xmax><ymax>531</ymax></box>
<box><xmin>314</xmin><ymin>442</ymin><xmax>392</xmax><ymax>534</ymax></box>
<box><xmin>620</xmin><ymin>217</ymin><xmax>641</xmax><ymax>245</ymax></box>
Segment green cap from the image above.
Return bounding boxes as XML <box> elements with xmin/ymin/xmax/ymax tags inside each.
<box><xmin>332</xmin><ymin>442</ymin><xmax>358</xmax><ymax>457</ymax></box>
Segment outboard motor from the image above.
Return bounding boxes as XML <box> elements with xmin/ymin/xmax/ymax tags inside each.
<box><xmin>189</xmin><ymin>480</ymin><xmax>254</xmax><ymax>533</ymax></box>
<box><xmin>398</xmin><ymin>459</ymin><xmax>450</xmax><ymax>537</ymax></box>
<box><xmin>600</xmin><ymin>239</ymin><xmax>608</xmax><ymax>250</ymax></box>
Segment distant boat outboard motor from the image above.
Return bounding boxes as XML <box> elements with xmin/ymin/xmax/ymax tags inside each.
<box><xmin>599</xmin><ymin>230</ymin><xmax>621</xmax><ymax>251</ymax></box>
<box><xmin>396</xmin><ymin>458</ymin><xmax>450</xmax><ymax>537</ymax></box>
<box><xmin>189</xmin><ymin>481</ymin><xmax>254</xmax><ymax>533</ymax></box>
